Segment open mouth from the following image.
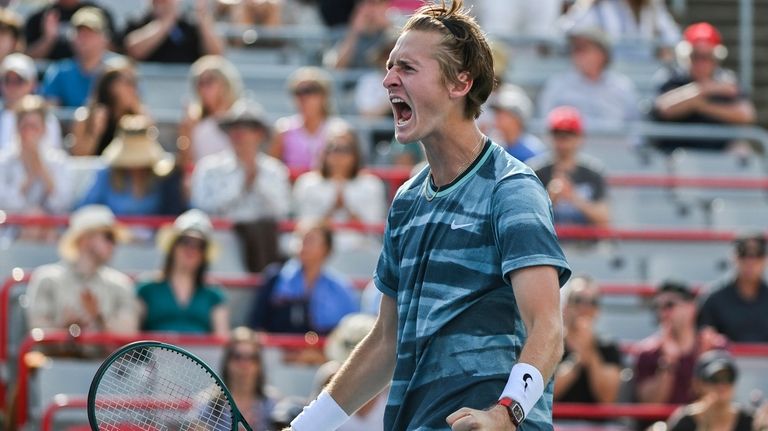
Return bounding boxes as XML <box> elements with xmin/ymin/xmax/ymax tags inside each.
<box><xmin>391</xmin><ymin>97</ymin><xmax>413</xmax><ymax>126</ymax></box>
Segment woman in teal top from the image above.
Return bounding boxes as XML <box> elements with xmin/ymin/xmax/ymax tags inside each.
<box><xmin>137</xmin><ymin>209</ymin><xmax>229</xmax><ymax>336</ymax></box>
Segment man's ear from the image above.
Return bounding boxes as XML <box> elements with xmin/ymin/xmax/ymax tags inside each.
<box><xmin>448</xmin><ymin>71</ymin><xmax>473</xmax><ymax>99</ymax></box>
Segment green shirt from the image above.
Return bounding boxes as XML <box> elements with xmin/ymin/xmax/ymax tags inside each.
<box><xmin>137</xmin><ymin>280</ymin><xmax>226</xmax><ymax>333</ymax></box>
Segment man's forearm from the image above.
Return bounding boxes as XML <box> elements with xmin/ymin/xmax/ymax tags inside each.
<box><xmin>517</xmin><ymin>311</ymin><xmax>563</xmax><ymax>382</ymax></box>
<box><xmin>124</xmin><ymin>19</ymin><xmax>173</xmax><ymax>60</ymax></box>
<box><xmin>26</xmin><ymin>36</ymin><xmax>57</xmax><ymax>59</ymax></box>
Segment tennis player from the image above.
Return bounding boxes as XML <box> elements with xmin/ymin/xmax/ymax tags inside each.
<box><xmin>288</xmin><ymin>1</ymin><xmax>571</xmax><ymax>430</ymax></box>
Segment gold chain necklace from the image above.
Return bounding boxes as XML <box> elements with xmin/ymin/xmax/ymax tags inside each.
<box><xmin>424</xmin><ymin>134</ymin><xmax>486</xmax><ymax>201</ymax></box>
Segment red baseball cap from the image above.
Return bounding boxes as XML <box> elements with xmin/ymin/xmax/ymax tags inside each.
<box><xmin>548</xmin><ymin>106</ymin><xmax>583</xmax><ymax>134</ymax></box>
<box><xmin>683</xmin><ymin>22</ymin><xmax>722</xmax><ymax>47</ymax></box>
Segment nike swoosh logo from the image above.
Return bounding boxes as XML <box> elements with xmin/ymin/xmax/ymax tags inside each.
<box><xmin>451</xmin><ymin>221</ymin><xmax>474</xmax><ymax>230</ymax></box>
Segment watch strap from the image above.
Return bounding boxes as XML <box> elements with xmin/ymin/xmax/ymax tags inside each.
<box><xmin>498</xmin><ymin>397</ymin><xmax>525</xmax><ymax>427</ymax></box>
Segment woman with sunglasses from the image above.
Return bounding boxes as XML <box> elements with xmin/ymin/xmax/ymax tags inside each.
<box><xmin>292</xmin><ymin>123</ymin><xmax>386</xmax><ymax>251</ymax></box>
<box><xmin>666</xmin><ymin>350</ymin><xmax>755</xmax><ymax>431</ymax></box>
<box><xmin>136</xmin><ymin>209</ymin><xmax>229</xmax><ymax>336</ymax></box>
<box><xmin>70</xmin><ymin>58</ymin><xmax>145</xmax><ymax>156</ymax></box>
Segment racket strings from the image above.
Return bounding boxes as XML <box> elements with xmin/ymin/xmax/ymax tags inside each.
<box><xmin>94</xmin><ymin>346</ymin><xmax>234</xmax><ymax>430</ymax></box>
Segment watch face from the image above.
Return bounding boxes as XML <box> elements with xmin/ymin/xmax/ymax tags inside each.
<box><xmin>512</xmin><ymin>404</ymin><xmax>525</xmax><ymax>423</ymax></box>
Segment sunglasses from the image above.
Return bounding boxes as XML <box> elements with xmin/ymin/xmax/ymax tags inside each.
<box><xmin>690</xmin><ymin>52</ymin><xmax>716</xmax><ymax>62</ymax></box>
<box><xmin>551</xmin><ymin>130</ymin><xmax>579</xmax><ymax>138</ymax></box>
<box><xmin>327</xmin><ymin>145</ymin><xmax>354</xmax><ymax>154</ymax></box>
<box><xmin>2</xmin><ymin>74</ymin><xmax>27</xmax><ymax>86</ymax></box>
<box><xmin>569</xmin><ymin>296</ymin><xmax>599</xmax><ymax>307</ymax></box>
<box><xmin>196</xmin><ymin>75</ymin><xmax>218</xmax><ymax>88</ymax></box>
<box><xmin>293</xmin><ymin>85</ymin><xmax>324</xmax><ymax>97</ymax></box>
<box><xmin>101</xmin><ymin>231</ymin><xmax>116</xmax><ymax>243</ymax></box>
<box><xmin>653</xmin><ymin>300</ymin><xmax>680</xmax><ymax>312</ymax></box>
<box><xmin>177</xmin><ymin>236</ymin><xmax>207</xmax><ymax>250</ymax></box>
<box><xmin>704</xmin><ymin>371</ymin><xmax>735</xmax><ymax>385</ymax></box>
<box><xmin>230</xmin><ymin>351</ymin><xmax>260</xmax><ymax>362</ymax></box>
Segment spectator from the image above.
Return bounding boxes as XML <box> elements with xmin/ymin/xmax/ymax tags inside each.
<box><xmin>353</xmin><ymin>34</ymin><xmax>396</xmax><ymax>119</ymax></box>
<box><xmin>634</xmin><ymin>281</ymin><xmax>709</xmax><ymax>404</ymax></box>
<box><xmin>270</xmin><ymin>67</ymin><xmax>346</xmax><ymax>170</ymax></box>
<box><xmin>560</xmin><ymin>0</ymin><xmax>681</xmax><ymax>59</ymax></box>
<box><xmin>249</xmin><ymin>221</ymin><xmax>359</xmax><ymax>335</ymax></box>
<box><xmin>178</xmin><ymin>55</ymin><xmax>242</xmax><ymax>164</ymax></box>
<box><xmin>468</xmin><ymin>0</ymin><xmax>563</xmax><ymax>40</ymax></box>
<box><xmin>324</xmin><ymin>0</ymin><xmax>395</xmax><ymax>69</ymax></box>
<box><xmin>215</xmin><ymin>0</ymin><xmax>283</xmax><ymax>28</ymax></box>
<box><xmin>122</xmin><ymin>0</ymin><xmax>224</xmax><ymax>64</ymax></box>
<box><xmin>200</xmin><ymin>327</ymin><xmax>279</xmax><ymax>430</ymax></box>
<box><xmin>0</xmin><ymin>8</ymin><xmax>22</xmax><ymax>62</ymax></box>
<box><xmin>292</xmin><ymin>124</ymin><xmax>386</xmax><ymax>251</ymax></box>
<box><xmin>0</xmin><ymin>53</ymin><xmax>63</xmax><ymax>150</ymax></box>
<box><xmin>78</xmin><ymin>115</ymin><xmax>186</xmax><ymax>216</ymax></box>
<box><xmin>488</xmin><ymin>84</ymin><xmax>545</xmax><ymax>163</ymax></box>
<box><xmin>23</xmin><ymin>0</ymin><xmax>115</xmax><ymax>60</ymax></box>
<box><xmin>554</xmin><ymin>275</ymin><xmax>622</xmax><ymax>403</ymax></box>
<box><xmin>311</xmin><ymin>313</ymin><xmax>387</xmax><ymax>431</ymax></box>
<box><xmin>652</xmin><ymin>22</ymin><xmax>756</xmax><ymax>152</ymax></box>
<box><xmin>40</xmin><ymin>7</ymin><xmax>114</xmax><ymax>108</ymax></box>
<box><xmin>0</xmin><ymin>95</ymin><xmax>72</xmax><ymax>241</ymax></box>
<box><xmin>666</xmin><ymin>350</ymin><xmax>754</xmax><ymax>431</ymax></box>
<box><xmin>191</xmin><ymin>102</ymin><xmax>289</xmax><ymax>272</ymax></box>
<box><xmin>698</xmin><ymin>233</ymin><xmax>768</xmax><ymax>343</ymax></box>
<box><xmin>531</xmin><ymin>106</ymin><xmax>610</xmax><ymax>226</ymax></box>
<box><xmin>25</xmin><ymin>204</ymin><xmax>138</xmax><ymax>333</ymax></box>
<box><xmin>538</xmin><ymin>27</ymin><xmax>640</xmax><ymax>127</ymax></box>
<box><xmin>70</xmin><ymin>58</ymin><xmax>144</xmax><ymax>156</ymax></box>
<box><xmin>137</xmin><ymin>209</ymin><xmax>228</xmax><ymax>336</ymax></box>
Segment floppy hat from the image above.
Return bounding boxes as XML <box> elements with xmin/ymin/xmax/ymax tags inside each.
<box><xmin>101</xmin><ymin>115</ymin><xmax>175</xmax><ymax>176</ymax></box>
<box><xmin>156</xmin><ymin>209</ymin><xmax>219</xmax><ymax>262</ymax></box>
<box><xmin>0</xmin><ymin>53</ymin><xmax>37</xmax><ymax>82</ymax></box>
<box><xmin>59</xmin><ymin>205</ymin><xmax>129</xmax><ymax>260</ymax></box>
<box><xmin>218</xmin><ymin>101</ymin><xmax>271</xmax><ymax>133</ymax></box>
<box><xmin>489</xmin><ymin>84</ymin><xmax>533</xmax><ymax>124</ymax></box>
<box><xmin>324</xmin><ymin>313</ymin><xmax>376</xmax><ymax>363</ymax></box>
<box><xmin>567</xmin><ymin>26</ymin><xmax>613</xmax><ymax>63</ymax></box>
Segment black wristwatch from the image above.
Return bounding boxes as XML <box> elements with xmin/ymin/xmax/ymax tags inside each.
<box><xmin>498</xmin><ymin>397</ymin><xmax>525</xmax><ymax>427</ymax></box>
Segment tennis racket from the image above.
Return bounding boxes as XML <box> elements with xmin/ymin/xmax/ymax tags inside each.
<box><xmin>87</xmin><ymin>340</ymin><xmax>253</xmax><ymax>431</ymax></box>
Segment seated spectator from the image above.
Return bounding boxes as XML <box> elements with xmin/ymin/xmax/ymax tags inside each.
<box><xmin>560</xmin><ymin>0</ymin><xmax>681</xmax><ymax>59</ymax></box>
<box><xmin>324</xmin><ymin>0</ymin><xmax>395</xmax><ymax>70</ymax></box>
<box><xmin>0</xmin><ymin>53</ymin><xmax>63</xmax><ymax>150</ymax></box>
<box><xmin>293</xmin><ymin>124</ymin><xmax>386</xmax><ymax>251</ymax></box>
<box><xmin>249</xmin><ymin>221</ymin><xmax>359</xmax><ymax>335</ymax></box>
<box><xmin>538</xmin><ymin>27</ymin><xmax>640</xmax><ymax>127</ymax></box>
<box><xmin>469</xmin><ymin>0</ymin><xmax>563</xmax><ymax>40</ymax></box>
<box><xmin>634</xmin><ymin>281</ymin><xmax>716</xmax><ymax>404</ymax></box>
<box><xmin>122</xmin><ymin>0</ymin><xmax>224</xmax><ymax>64</ymax></box>
<box><xmin>0</xmin><ymin>8</ymin><xmax>22</xmax><ymax>62</ymax></box>
<box><xmin>270</xmin><ymin>67</ymin><xmax>347</xmax><ymax>170</ymax></box>
<box><xmin>78</xmin><ymin>115</ymin><xmax>186</xmax><ymax>216</ymax></box>
<box><xmin>70</xmin><ymin>58</ymin><xmax>144</xmax><ymax>156</ymax></box>
<box><xmin>200</xmin><ymin>327</ymin><xmax>279</xmax><ymax>430</ymax></box>
<box><xmin>354</xmin><ymin>34</ymin><xmax>396</xmax><ymax>119</ymax></box>
<box><xmin>137</xmin><ymin>209</ymin><xmax>228</xmax><ymax>335</ymax></box>
<box><xmin>666</xmin><ymin>350</ymin><xmax>755</xmax><ymax>431</ymax></box>
<box><xmin>488</xmin><ymin>84</ymin><xmax>544</xmax><ymax>163</ymax></box>
<box><xmin>554</xmin><ymin>275</ymin><xmax>622</xmax><ymax>403</ymax></box>
<box><xmin>191</xmin><ymin>102</ymin><xmax>289</xmax><ymax>272</ymax></box>
<box><xmin>0</xmin><ymin>96</ymin><xmax>72</xmax><ymax>240</ymax></box>
<box><xmin>311</xmin><ymin>313</ymin><xmax>387</xmax><ymax>431</ymax></box>
<box><xmin>23</xmin><ymin>0</ymin><xmax>115</xmax><ymax>60</ymax></box>
<box><xmin>40</xmin><ymin>7</ymin><xmax>115</xmax><ymax>108</ymax></box>
<box><xmin>178</xmin><ymin>55</ymin><xmax>243</xmax><ymax>164</ymax></box>
<box><xmin>530</xmin><ymin>106</ymin><xmax>610</xmax><ymax>226</ymax></box>
<box><xmin>215</xmin><ymin>0</ymin><xmax>283</xmax><ymax>28</ymax></box>
<box><xmin>698</xmin><ymin>233</ymin><xmax>768</xmax><ymax>343</ymax></box>
<box><xmin>652</xmin><ymin>22</ymin><xmax>756</xmax><ymax>152</ymax></box>
<box><xmin>25</xmin><ymin>204</ymin><xmax>138</xmax><ymax>333</ymax></box>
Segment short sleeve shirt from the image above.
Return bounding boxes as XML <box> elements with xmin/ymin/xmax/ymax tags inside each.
<box><xmin>697</xmin><ymin>279</ymin><xmax>768</xmax><ymax>342</ymax></box>
<box><xmin>533</xmin><ymin>156</ymin><xmax>607</xmax><ymax>225</ymax></box>
<box><xmin>374</xmin><ymin>140</ymin><xmax>571</xmax><ymax>430</ymax></box>
<box><xmin>24</xmin><ymin>2</ymin><xmax>116</xmax><ymax>60</ymax></box>
<box><xmin>558</xmin><ymin>337</ymin><xmax>622</xmax><ymax>403</ymax></box>
<box><xmin>137</xmin><ymin>280</ymin><xmax>226</xmax><ymax>333</ymax></box>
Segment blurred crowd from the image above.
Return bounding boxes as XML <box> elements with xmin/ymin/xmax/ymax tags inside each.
<box><xmin>0</xmin><ymin>0</ymin><xmax>766</xmax><ymax>430</ymax></box>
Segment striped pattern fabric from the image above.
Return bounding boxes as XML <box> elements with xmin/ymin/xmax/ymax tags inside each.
<box><xmin>374</xmin><ymin>140</ymin><xmax>571</xmax><ymax>430</ymax></box>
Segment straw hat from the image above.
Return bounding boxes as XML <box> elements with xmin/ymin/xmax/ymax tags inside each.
<box><xmin>324</xmin><ymin>313</ymin><xmax>376</xmax><ymax>363</ymax></box>
<box><xmin>58</xmin><ymin>205</ymin><xmax>129</xmax><ymax>260</ymax></box>
<box><xmin>156</xmin><ymin>209</ymin><xmax>219</xmax><ymax>262</ymax></box>
<box><xmin>101</xmin><ymin>115</ymin><xmax>175</xmax><ymax>176</ymax></box>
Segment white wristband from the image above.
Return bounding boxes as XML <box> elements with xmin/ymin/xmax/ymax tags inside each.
<box><xmin>290</xmin><ymin>390</ymin><xmax>349</xmax><ymax>431</ymax></box>
<box><xmin>499</xmin><ymin>363</ymin><xmax>545</xmax><ymax>418</ymax></box>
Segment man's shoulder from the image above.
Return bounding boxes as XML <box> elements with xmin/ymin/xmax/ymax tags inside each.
<box><xmin>124</xmin><ymin>13</ymin><xmax>153</xmax><ymax>32</ymax></box>
<box><xmin>196</xmin><ymin>150</ymin><xmax>235</xmax><ymax>171</ymax></box>
<box><xmin>258</xmin><ymin>154</ymin><xmax>289</xmax><ymax>175</ymax></box>
<box><xmin>576</xmin><ymin>154</ymin><xmax>607</xmax><ymax>175</ymax></box>
<box><xmin>30</xmin><ymin>262</ymin><xmax>69</xmax><ymax>283</ymax></box>
<box><xmin>97</xmin><ymin>266</ymin><xmax>134</xmax><ymax>289</ymax></box>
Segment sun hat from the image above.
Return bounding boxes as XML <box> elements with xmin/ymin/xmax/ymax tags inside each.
<box><xmin>218</xmin><ymin>101</ymin><xmax>271</xmax><ymax>133</ymax></box>
<box><xmin>0</xmin><ymin>53</ymin><xmax>37</xmax><ymax>82</ymax></box>
<box><xmin>155</xmin><ymin>209</ymin><xmax>219</xmax><ymax>262</ymax></box>
<box><xmin>71</xmin><ymin>7</ymin><xmax>109</xmax><ymax>34</ymax></box>
<box><xmin>58</xmin><ymin>205</ymin><xmax>129</xmax><ymax>260</ymax></box>
<box><xmin>489</xmin><ymin>84</ymin><xmax>533</xmax><ymax>124</ymax></box>
<box><xmin>101</xmin><ymin>115</ymin><xmax>175</xmax><ymax>176</ymax></box>
<box><xmin>324</xmin><ymin>313</ymin><xmax>376</xmax><ymax>363</ymax></box>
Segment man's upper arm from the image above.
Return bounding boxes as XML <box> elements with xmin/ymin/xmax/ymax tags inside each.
<box><xmin>509</xmin><ymin>265</ymin><xmax>561</xmax><ymax>331</ymax></box>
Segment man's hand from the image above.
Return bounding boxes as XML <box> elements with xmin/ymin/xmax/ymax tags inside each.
<box><xmin>447</xmin><ymin>404</ymin><xmax>515</xmax><ymax>431</ymax></box>
<box><xmin>42</xmin><ymin>9</ymin><xmax>61</xmax><ymax>41</ymax></box>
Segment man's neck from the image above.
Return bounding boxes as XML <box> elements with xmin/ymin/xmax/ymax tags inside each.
<box><xmin>421</xmin><ymin>120</ymin><xmax>485</xmax><ymax>187</ymax></box>
<box><xmin>74</xmin><ymin>256</ymin><xmax>100</xmax><ymax>278</ymax></box>
<box><xmin>79</xmin><ymin>55</ymin><xmax>103</xmax><ymax>73</ymax></box>
<box><xmin>735</xmin><ymin>276</ymin><xmax>761</xmax><ymax>301</ymax></box>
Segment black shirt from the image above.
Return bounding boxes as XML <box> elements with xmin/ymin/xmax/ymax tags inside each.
<box><xmin>121</xmin><ymin>14</ymin><xmax>203</xmax><ymax>63</ymax></box>
<box><xmin>24</xmin><ymin>2</ymin><xmax>116</xmax><ymax>60</ymax></box>
<box><xmin>557</xmin><ymin>337</ymin><xmax>623</xmax><ymax>403</ymax></box>
<box><xmin>697</xmin><ymin>279</ymin><xmax>768</xmax><ymax>342</ymax></box>
<box><xmin>532</xmin><ymin>155</ymin><xmax>606</xmax><ymax>226</ymax></box>
<box><xmin>669</xmin><ymin>407</ymin><xmax>753</xmax><ymax>431</ymax></box>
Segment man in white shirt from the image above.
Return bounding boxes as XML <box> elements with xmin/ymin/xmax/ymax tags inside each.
<box><xmin>191</xmin><ymin>102</ymin><xmax>290</xmax><ymax>272</ymax></box>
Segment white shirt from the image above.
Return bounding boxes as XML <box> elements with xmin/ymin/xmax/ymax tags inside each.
<box><xmin>467</xmin><ymin>0</ymin><xmax>564</xmax><ymax>38</ymax></box>
<box><xmin>190</xmin><ymin>150</ymin><xmax>290</xmax><ymax>222</ymax></box>
<box><xmin>354</xmin><ymin>71</ymin><xmax>390</xmax><ymax>117</ymax></box>
<box><xmin>0</xmin><ymin>147</ymin><xmax>73</xmax><ymax>214</ymax></box>
<box><xmin>560</xmin><ymin>0</ymin><xmax>681</xmax><ymax>47</ymax></box>
<box><xmin>0</xmin><ymin>110</ymin><xmax>63</xmax><ymax>151</ymax></box>
<box><xmin>191</xmin><ymin>116</ymin><xmax>231</xmax><ymax>163</ymax></box>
